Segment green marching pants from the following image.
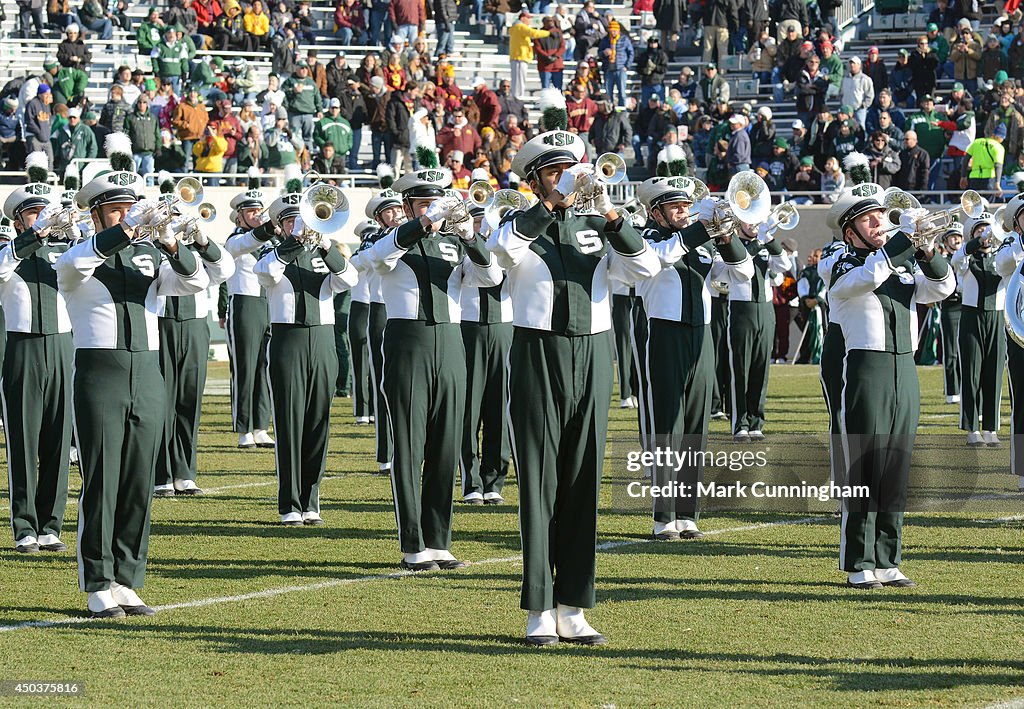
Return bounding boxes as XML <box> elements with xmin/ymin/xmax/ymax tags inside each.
<box><xmin>611</xmin><ymin>294</ymin><xmax>636</xmax><ymax>400</ymax></box>
<box><xmin>509</xmin><ymin>329</ymin><xmax>613</xmax><ymax>611</ymax></box>
<box><xmin>838</xmin><ymin>350</ymin><xmax>918</xmax><ymax>573</ymax></box>
<box><xmin>2</xmin><ymin>332</ymin><xmax>73</xmax><ymax>543</ymax></box>
<box><xmin>710</xmin><ymin>294</ymin><xmax>730</xmax><ymax>416</ymax></box>
<box><xmin>460</xmin><ymin>321</ymin><xmax>513</xmax><ymax>497</ymax></box>
<box><xmin>957</xmin><ymin>306</ymin><xmax>1005</xmax><ymax>432</ymax></box>
<box><xmin>333</xmin><ymin>291</ymin><xmax>351</xmax><ymax>395</ymax></box>
<box><xmin>820</xmin><ymin>323</ymin><xmax>846</xmax><ymax>484</ymax></box>
<box><xmin>647</xmin><ymin>320</ymin><xmax>712</xmax><ymax>524</ymax></box>
<box><xmin>939</xmin><ymin>302</ymin><xmax>961</xmax><ymax>397</ymax></box>
<box><xmin>227</xmin><ymin>294</ymin><xmax>272</xmax><ymax>433</ymax></box>
<box><xmin>630</xmin><ymin>301</ymin><xmax>653</xmax><ymax>454</ymax></box>
<box><xmin>75</xmin><ymin>349</ymin><xmax>164</xmax><ymax>592</ymax></box>
<box><xmin>728</xmin><ymin>300</ymin><xmax>774</xmax><ymax>434</ymax></box>
<box><xmin>382</xmin><ymin>319</ymin><xmax>465</xmax><ymax>553</ymax></box>
<box><xmin>368</xmin><ymin>302</ymin><xmax>392</xmax><ymax>466</ymax></box>
<box><xmin>347</xmin><ymin>300</ymin><xmax>373</xmax><ymax>419</ymax></box>
<box><xmin>268</xmin><ymin>324</ymin><xmax>338</xmax><ymax>516</ymax></box>
<box><xmin>1007</xmin><ymin>336</ymin><xmax>1024</xmax><ymax>479</ymax></box>
<box><xmin>157</xmin><ymin>318</ymin><xmax>209</xmax><ymax>486</ymax></box>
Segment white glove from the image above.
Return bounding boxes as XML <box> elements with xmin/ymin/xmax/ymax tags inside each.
<box><xmin>554</xmin><ymin>164</ymin><xmax>592</xmax><ymax>198</ymax></box>
<box><xmin>189</xmin><ymin>217</ymin><xmax>209</xmax><ymax>246</ymax></box>
<box><xmin>290</xmin><ymin>214</ymin><xmax>307</xmax><ymax>237</ymax></box>
<box><xmin>31</xmin><ymin>202</ymin><xmax>64</xmax><ymax>235</ymax></box>
<box><xmin>898</xmin><ymin>207</ymin><xmax>929</xmax><ymax>236</ymax></box>
<box><xmin>123</xmin><ymin>198</ymin><xmax>163</xmax><ymax>229</ymax></box>
<box><xmin>592</xmin><ymin>182</ymin><xmax>614</xmax><ymax>216</ymax></box>
<box><xmin>318</xmin><ymin>233</ymin><xmax>334</xmax><ymax>252</ymax></box>
<box><xmin>422</xmin><ymin>196</ymin><xmax>462</xmax><ymax>225</ymax></box>
<box><xmin>756</xmin><ymin>221</ymin><xmax>773</xmax><ymax>243</ymax></box>
<box><xmin>451</xmin><ymin>216</ymin><xmax>475</xmax><ymax>242</ymax></box>
<box><xmin>695</xmin><ymin>197</ymin><xmax>717</xmax><ymax>223</ymax></box>
<box><xmin>156</xmin><ymin>221</ymin><xmax>177</xmax><ymax>250</ymax></box>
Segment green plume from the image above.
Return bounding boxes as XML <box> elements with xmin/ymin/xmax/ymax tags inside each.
<box><xmin>415</xmin><ymin>146</ymin><xmax>439</xmax><ymax>169</ymax></box>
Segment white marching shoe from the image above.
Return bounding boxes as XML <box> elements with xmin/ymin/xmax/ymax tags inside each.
<box><xmin>525</xmin><ymin>609</ymin><xmax>558</xmax><ymax>646</ymax></box>
<box><xmin>238</xmin><ymin>432</ymin><xmax>256</xmax><ymax>449</ymax></box>
<box><xmin>619</xmin><ymin>398</ymin><xmax>635</xmax><ymax>409</ymax></box>
<box><xmin>946</xmin><ymin>394</ymin><xmax>961</xmax><ymax>404</ymax></box>
<box><xmin>874</xmin><ymin>567</ymin><xmax>917</xmax><ymax>588</ymax></box>
<box><xmin>555</xmin><ymin>604</ymin><xmax>607</xmax><ymax>645</ymax></box>
<box><xmin>87</xmin><ymin>589</ymin><xmax>125</xmax><ymax>618</ymax></box>
<box><xmin>110</xmin><ymin>582</ymin><xmax>156</xmax><ymax>615</ymax></box>
<box><xmin>966</xmin><ymin>431</ymin><xmax>983</xmax><ymax>447</ymax></box>
<box><xmin>173</xmin><ymin>479</ymin><xmax>203</xmax><ymax>496</ymax></box>
<box><xmin>983</xmin><ymin>431</ymin><xmax>1000</xmax><ymax>447</ymax></box>
<box><xmin>253</xmin><ymin>429</ymin><xmax>275</xmax><ymax>448</ymax></box>
<box><xmin>355</xmin><ymin>416</ymin><xmax>371</xmax><ymax>424</ymax></box>
<box><xmin>302</xmin><ymin>511</ymin><xmax>324</xmax><ymax>526</ymax></box>
<box><xmin>281</xmin><ymin>512</ymin><xmax>303</xmax><ymax>526</ymax></box>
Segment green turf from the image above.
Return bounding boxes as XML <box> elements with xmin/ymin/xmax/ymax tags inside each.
<box><xmin>0</xmin><ymin>362</ymin><xmax>1022</xmax><ymax>708</ymax></box>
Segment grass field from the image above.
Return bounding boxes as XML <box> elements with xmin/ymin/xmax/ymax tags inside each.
<box><xmin>1</xmin><ymin>362</ymin><xmax>1023</xmax><ymax>708</ymax></box>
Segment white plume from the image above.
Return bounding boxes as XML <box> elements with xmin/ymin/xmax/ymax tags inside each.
<box><xmin>157</xmin><ymin>170</ymin><xmax>172</xmax><ymax>185</ymax></box>
<box><xmin>537</xmin><ymin>87</ymin><xmax>567</xmax><ymax>112</ymax></box>
<box><xmin>104</xmin><ymin>131</ymin><xmax>134</xmax><ymax>158</ymax></box>
<box><xmin>376</xmin><ymin>163</ymin><xmax>395</xmax><ymax>178</ymax></box>
<box><xmin>842</xmin><ymin>152</ymin><xmax>870</xmax><ymax>171</ymax></box>
<box><xmin>657</xmin><ymin>145</ymin><xmax>686</xmax><ymax>164</ymax></box>
<box><xmin>247</xmin><ymin>166</ymin><xmax>261</xmax><ymax>178</ymax></box>
<box><xmin>25</xmin><ymin>151</ymin><xmax>49</xmax><ymax>171</ymax></box>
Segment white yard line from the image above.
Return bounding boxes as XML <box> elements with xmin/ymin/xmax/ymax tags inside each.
<box><xmin>0</xmin><ymin>515</ymin><xmax>828</xmax><ymax>633</ymax></box>
<box><xmin>984</xmin><ymin>698</ymin><xmax>1024</xmax><ymax>709</ymax></box>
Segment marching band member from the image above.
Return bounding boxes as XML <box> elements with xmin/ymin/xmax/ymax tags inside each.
<box><xmin>728</xmin><ymin>213</ymin><xmax>793</xmax><ymax>442</ymax></box>
<box><xmin>994</xmin><ymin>195</ymin><xmax>1024</xmax><ymax>488</ymax></box>
<box><xmin>59</xmin><ymin>164</ymin><xmax>209</xmax><ymax>618</ymax></box>
<box><xmin>938</xmin><ymin>226</ymin><xmax>964</xmax><ymax>405</ymax></box>
<box><xmin>489</xmin><ymin>126</ymin><xmax>660</xmax><ymax>646</ymax></box>
<box><xmin>368</xmin><ymin>154</ymin><xmax>501</xmax><ymax>571</ymax></box>
<box><xmin>611</xmin><ymin>276</ymin><xmax>637</xmax><ymax>408</ymax></box>
<box><xmin>827</xmin><ymin>191</ymin><xmax>954</xmax><ymax>589</ymax></box>
<box><xmin>346</xmin><ymin>220</ymin><xmax>379</xmax><ymax>424</ymax></box>
<box><xmin>254</xmin><ymin>192</ymin><xmax>358</xmax><ymax>526</ymax></box>
<box><xmin>794</xmin><ymin>249</ymin><xmax>826</xmax><ymax>364</ymax></box>
<box><xmin>635</xmin><ymin>176</ymin><xmax>754</xmax><ymax>541</ymax></box>
<box><xmin>952</xmin><ymin>213</ymin><xmax>1006</xmax><ymax>447</ymax></box>
<box><xmin>0</xmin><ymin>166</ymin><xmax>74</xmax><ymax>554</ymax></box>
<box><xmin>460</xmin><ymin>205</ymin><xmax>513</xmax><ymax>506</ymax></box>
<box><xmin>224</xmin><ymin>188</ymin><xmax>276</xmax><ymax>450</ymax></box>
<box><xmin>708</xmin><ymin>281</ymin><xmax>730</xmax><ymax>421</ymax></box>
<box><xmin>154</xmin><ymin>205</ymin><xmax>236</xmax><ymax>497</ymax></box>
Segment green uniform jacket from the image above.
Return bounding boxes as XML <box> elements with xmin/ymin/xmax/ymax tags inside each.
<box><xmin>54</xmin><ymin>67</ymin><xmax>88</xmax><ymax>105</ymax></box>
<box><xmin>70</xmin><ymin>122</ymin><xmax>98</xmax><ymax>159</ymax></box>
<box><xmin>906</xmin><ymin>109</ymin><xmax>947</xmax><ymax>160</ymax></box>
<box><xmin>136</xmin><ymin>21</ymin><xmax>164</xmax><ymax>53</ymax></box>
<box><xmin>313</xmin><ymin>115</ymin><xmax>353</xmax><ymax>154</ymax></box>
<box><xmin>283</xmin><ymin>76</ymin><xmax>323</xmax><ymax>116</ymax></box>
<box><xmin>151</xmin><ymin>41</ymin><xmax>190</xmax><ymax>78</ymax></box>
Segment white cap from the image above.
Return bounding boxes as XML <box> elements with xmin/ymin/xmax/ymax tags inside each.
<box><xmin>413</xmin><ymin>107</ymin><xmax>428</xmax><ymax>120</ymax></box>
<box><xmin>471</xmin><ymin>168</ymin><xmax>490</xmax><ymax>182</ymax></box>
<box><xmin>68</xmin><ymin>106</ymin><xmax>81</xmax><ymax>117</ymax></box>
<box><xmin>450</xmin><ymin>150</ymin><xmax>465</xmax><ymax>162</ymax></box>
<box><xmin>728</xmin><ymin>114</ymin><xmax>743</xmax><ymax>125</ymax></box>
<box><xmin>792</xmin><ymin>119</ymin><xmax>805</xmax><ymax>129</ymax></box>
<box><xmin>66</xmin><ymin>22</ymin><xmax>79</xmax><ymax>33</ymax></box>
<box><xmin>472</xmin><ymin>75</ymin><xmax>487</xmax><ymax>87</ymax></box>
<box><xmin>756</xmin><ymin>106</ymin><xmax>772</xmax><ymax>120</ymax></box>
<box><xmin>328</xmin><ymin>97</ymin><xmax>341</xmax><ymax>108</ymax></box>
<box><xmin>849</xmin><ymin>55</ymin><xmax>862</xmax><ymax>65</ymax></box>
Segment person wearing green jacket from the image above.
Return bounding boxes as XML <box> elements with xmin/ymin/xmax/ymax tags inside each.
<box><xmin>135</xmin><ymin>7</ymin><xmax>165</xmax><ymax>54</ymax></box>
<box><xmin>54</xmin><ymin>66</ymin><xmax>89</xmax><ymax>107</ymax></box>
<box><xmin>53</xmin><ymin>107</ymin><xmax>97</xmax><ymax>173</ymax></box>
<box><xmin>260</xmin><ymin>109</ymin><xmax>299</xmax><ymax>171</ymax></box>
<box><xmin>926</xmin><ymin>23</ymin><xmax>950</xmax><ymax>64</ymax></box>
<box><xmin>282</xmin><ymin>61</ymin><xmax>323</xmax><ymax>148</ymax></box>
<box><xmin>822</xmin><ymin>40</ymin><xmax>844</xmax><ymax>99</ymax></box>
<box><xmin>150</xmin><ymin>27</ymin><xmax>190</xmax><ymax>95</ymax></box>
<box><xmin>190</xmin><ymin>56</ymin><xmax>222</xmax><ymax>96</ymax></box>
<box><xmin>123</xmin><ymin>96</ymin><xmax>161</xmax><ymax>177</ymax></box>
<box><xmin>313</xmin><ymin>99</ymin><xmax>353</xmax><ymax>156</ymax></box>
<box><xmin>906</xmin><ymin>94</ymin><xmax>949</xmax><ymax>189</ymax></box>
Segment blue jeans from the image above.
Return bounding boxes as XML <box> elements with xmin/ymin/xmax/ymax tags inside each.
<box><xmin>368</xmin><ymin>6</ymin><xmax>391</xmax><ymax>45</ymax></box>
<box><xmin>182</xmin><ymin>139</ymin><xmax>195</xmax><ymax>172</ymax></box>
<box><xmin>435</xmin><ymin>20</ymin><xmax>455</xmax><ymax>56</ymax></box>
<box><xmin>395</xmin><ymin>23</ymin><xmax>417</xmax><ymax>46</ymax></box>
<box><xmin>289</xmin><ymin>114</ymin><xmax>314</xmax><ymax>147</ymax></box>
<box><xmin>335</xmin><ymin>26</ymin><xmax>353</xmax><ymax>44</ymax></box>
<box><xmin>372</xmin><ymin>130</ymin><xmax>386</xmax><ymax>166</ymax></box>
<box><xmin>631</xmin><ymin>134</ymin><xmax>656</xmax><ymax>165</ymax></box>
<box><xmin>491</xmin><ymin>12</ymin><xmax>506</xmax><ymax>37</ymax></box>
<box><xmin>563</xmin><ymin>36</ymin><xmax>575</xmax><ymax>60</ymax></box>
<box><xmin>81</xmin><ymin>15</ymin><xmax>112</xmax><ymax>39</ymax></box>
<box><xmin>605</xmin><ymin>69</ymin><xmax>627</xmax><ymax>107</ymax></box>
<box><xmin>134</xmin><ymin>153</ymin><xmax>154</xmax><ymax>179</ymax></box>
<box><xmin>640</xmin><ymin>84</ymin><xmax>665</xmax><ymax>105</ymax></box>
<box><xmin>163</xmin><ymin>75</ymin><xmax>181</xmax><ymax>95</ymax></box>
<box><xmin>349</xmin><ymin>126</ymin><xmax>363</xmax><ymax>169</ymax></box>
<box><xmin>539</xmin><ymin>72</ymin><xmax>563</xmax><ymax>89</ymax></box>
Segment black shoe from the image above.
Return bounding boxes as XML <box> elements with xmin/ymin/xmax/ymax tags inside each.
<box><xmin>436</xmin><ymin>559</ymin><xmax>469</xmax><ymax>570</ymax></box>
<box><xmin>846</xmin><ymin>580</ymin><xmax>883</xmax><ymax>590</ymax></box>
<box><xmin>559</xmin><ymin>633</ymin><xmax>608</xmax><ymax>646</ymax></box>
<box><xmin>336</xmin><ymin>389</ymin><xmax>350</xmax><ymax>397</ymax></box>
<box><xmin>15</xmin><ymin>542</ymin><xmax>39</xmax><ymax>554</ymax></box>
<box><xmin>91</xmin><ymin>606</ymin><xmax>127</xmax><ymax>619</ymax></box>
<box><xmin>174</xmin><ymin>487</ymin><xmax>203</xmax><ymax>496</ymax></box>
<box><xmin>525</xmin><ymin>635</ymin><xmax>559</xmax><ymax>646</ymax></box>
<box><xmin>483</xmin><ymin>495</ymin><xmax>504</xmax><ymax>505</ymax></box>
<box><xmin>881</xmin><ymin>578</ymin><xmax>918</xmax><ymax>588</ymax></box>
<box><xmin>679</xmin><ymin>529</ymin><xmax>705</xmax><ymax>539</ymax></box>
<box><xmin>256</xmin><ymin>442</ymin><xmax>275</xmax><ymax>449</ymax></box>
<box><xmin>400</xmin><ymin>559</ymin><xmax>440</xmax><ymax>572</ymax></box>
<box><xmin>39</xmin><ymin>541</ymin><xmax>68</xmax><ymax>552</ymax></box>
<box><xmin>462</xmin><ymin>497</ymin><xmax>485</xmax><ymax>506</ymax></box>
<box><xmin>652</xmin><ymin>531</ymin><xmax>680</xmax><ymax>540</ymax></box>
<box><xmin>153</xmin><ymin>488</ymin><xmax>175</xmax><ymax>498</ymax></box>
<box><xmin>119</xmin><ymin>604</ymin><xmax>156</xmax><ymax>616</ymax></box>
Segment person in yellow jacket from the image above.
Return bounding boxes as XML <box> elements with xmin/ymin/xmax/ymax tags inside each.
<box><xmin>242</xmin><ymin>0</ymin><xmax>271</xmax><ymax>51</ymax></box>
<box><xmin>192</xmin><ymin>124</ymin><xmax>228</xmax><ymax>182</ymax></box>
<box><xmin>509</xmin><ymin>10</ymin><xmax>549</xmax><ymax>100</ymax></box>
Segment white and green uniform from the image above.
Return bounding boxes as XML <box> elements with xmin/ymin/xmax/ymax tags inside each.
<box><xmin>489</xmin><ymin>202</ymin><xmax>659</xmax><ymax>611</ymax></box>
<box><xmin>727</xmin><ymin>236</ymin><xmax>793</xmax><ymax>434</ymax></box>
<box><xmin>829</xmin><ymin>232</ymin><xmax>954</xmax><ymax>574</ymax></box>
<box><xmin>952</xmin><ymin>238</ymin><xmax>1007</xmax><ymax>433</ymax></box>
<box><xmin>155</xmin><ymin>241</ymin><xmax>235</xmax><ymax>489</ymax></box>
<box><xmin>368</xmin><ymin>219</ymin><xmax>500</xmax><ymax>554</ymax></box>
<box><xmin>346</xmin><ymin>236</ymin><xmax>374</xmax><ymax>420</ymax></box>
<box><xmin>709</xmin><ymin>285</ymin><xmax>730</xmax><ymax>417</ymax></box>
<box><xmin>817</xmin><ymin>240</ymin><xmax>848</xmax><ymax>485</ymax></box>
<box><xmin>637</xmin><ymin>221</ymin><xmax>753</xmax><ymax>526</ymax></box>
<box><xmin>224</xmin><ymin>224</ymin><xmax>276</xmax><ymax>435</ymax></box>
<box><xmin>57</xmin><ymin>225</ymin><xmax>209</xmax><ymax>592</ymax></box>
<box><xmin>610</xmin><ymin>280</ymin><xmax>636</xmax><ymax>401</ymax></box>
<box><xmin>460</xmin><ymin>271</ymin><xmax>513</xmax><ymax>499</ymax></box>
<box><xmin>795</xmin><ymin>263</ymin><xmax>827</xmax><ymax>364</ymax></box>
<box><xmin>995</xmin><ymin>234</ymin><xmax>1024</xmax><ymax>477</ymax></box>
<box><xmin>255</xmin><ymin>238</ymin><xmax>357</xmax><ymax>517</ymax></box>
<box><xmin>939</xmin><ymin>270</ymin><xmax>963</xmax><ymax>398</ymax></box>
<box><xmin>351</xmin><ymin>236</ymin><xmax>392</xmax><ymax>468</ymax></box>
<box><xmin>0</xmin><ymin>230</ymin><xmax>73</xmax><ymax>546</ymax></box>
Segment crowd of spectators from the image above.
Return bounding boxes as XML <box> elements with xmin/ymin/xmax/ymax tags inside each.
<box><xmin>4</xmin><ymin>0</ymin><xmax>1024</xmax><ymax>199</ymax></box>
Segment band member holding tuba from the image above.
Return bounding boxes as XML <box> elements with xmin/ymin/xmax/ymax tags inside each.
<box><xmin>367</xmin><ymin>152</ymin><xmax>502</xmax><ymax>570</ymax></box>
<box><xmin>58</xmin><ymin>163</ymin><xmax>210</xmax><ymax>618</ymax></box>
<box><xmin>224</xmin><ymin>188</ymin><xmax>276</xmax><ymax>450</ymax></box>
<box><xmin>489</xmin><ymin>125</ymin><xmax>660</xmax><ymax>646</ymax></box>
<box><xmin>635</xmin><ymin>176</ymin><xmax>754</xmax><ymax>541</ymax></box>
<box><xmin>827</xmin><ymin>191</ymin><xmax>954</xmax><ymax>589</ymax></box>
<box><xmin>155</xmin><ymin>183</ymin><xmax>235</xmax><ymax>497</ymax></box>
<box><xmin>994</xmin><ymin>194</ymin><xmax>1024</xmax><ymax>489</ymax></box>
<box><xmin>0</xmin><ymin>162</ymin><xmax>75</xmax><ymax>554</ymax></box>
<box><xmin>951</xmin><ymin>212</ymin><xmax>1006</xmax><ymax>447</ymax></box>
<box><xmin>254</xmin><ymin>190</ymin><xmax>358</xmax><ymax>526</ymax></box>
<box><xmin>937</xmin><ymin>226</ymin><xmax>964</xmax><ymax>405</ymax></box>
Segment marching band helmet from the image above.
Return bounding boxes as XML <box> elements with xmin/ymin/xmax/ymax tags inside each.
<box><xmin>230</xmin><ymin>189</ymin><xmax>266</xmax><ymax>212</ymax></box>
<box><xmin>963</xmin><ymin>211</ymin><xmax>994</xmax><ymax>239</ymax></box>
<box><xmin>365</xmin><ymin>189</ymin><xmax>402</xmax><ymax>220</ymax></box>
<box><xmin>3</xmin><ymin>182</ymin><xmax>58</xmax><ymax>221</ymax></box>
<box><xmin>268</xmin><ymin>193</ymin><xmax>301</xmax><ymax>229</ymax></box>
<box><xmin>392</xmin><ymin>168</ymin><xmax>452</xmax><ymax>199</ymax></box>
<box><xmin>511</xmin><ymin>130</ymin><xmax>586</xmax><ymax>182</ymax></box>
<box><xmin>75</xmin><ymin>171</ymin><xmax>144</xmax><ymax>212</ymax></box>
<box><xmin>1003</xmin><ymin>192</ymin><xmax>1024</xmax><ymax>233</ymax></box>
<box><xmin>828</xmin><ymin>189</ymin><xmax>884</xmax><ymax>236</ymax></box>
<box><xmin>636</xmin><ymin>176</ymin><xmax>692</xmax><ymax>212</ymax></box>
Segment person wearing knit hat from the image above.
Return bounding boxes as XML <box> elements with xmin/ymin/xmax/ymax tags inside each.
<box><xmin>490</xmin><ymin>121</ymin><xmax>660</xmax><ymax>645</ymax></box>
<box><xmin>59</xmin><ymin>160</ymin><xmax>210</xmax><ymax>617</ymax></box>
<box><xmin>223</xmin><ymin>187</ymin><xmax>278</xmax><ymax>451</ymax></box>
<box><xmin>597</xmin><ymin>17</ymin><xmax>632</xmax><ymax>107</ymax></box>
<box><xmin>364</xmin><ymin>146</ymin><xmax>502</xmax><ymax>571</ymax></box>
<box><xmin>634</xmin><ymin>175</ymin><xmax>753</xmax><ymax>540</ymax></box>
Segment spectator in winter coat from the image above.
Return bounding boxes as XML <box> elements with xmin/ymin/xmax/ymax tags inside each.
<box><xmin>171</xmin><ymin>86</ymin><xmax>208</xmax><ymax>170</ymax></box>
<box><xmin>432</xmin><ymin>0</ymin><xmax>457</xmax><ymax>57</ymax></box>
<box><xmin>574</xmin><ymin>0</ymin><xmax>606</xmax><ymax>61</ymax></box>
<box><xmin>840</xmin><ymin>56</ymin><xmax>874</xmax><ymax>126</ymax></box>
<box><xmin>765</xmin><ymin>137</ymin><xmax>799</xmax><ymax>191</ymax></box>
<box><xmin>820</xmin><ymin>41</ymin><xmax>844</xmax><ymax>99</ymax></box>
<box><xmin>890</xmin><ymin>49</ymin><xmax>914</xmax><ymax>106</ymax></box>
<box><xmin>566</xmin><ymin>81</ymin><xmax>599</xmax><ymax>135</ymax></box>
<box><xmin>726</xmin><ymin>114</ymin><xmax>751</xmax><ymax>171</ymax></box>
<box><xmin>949</xmin><ymin>21</ymin><xmax>982</xmax><ymax>92</ymax></box>
<box><xmin>598</xmin><ymin>20</ymin><xmax>633</xmax><ymax>107</ymax></box>
<box><xmin>588</xmin><ymin>99</ymin><xmax>632</xmax><ymax>155</ymax></box>
<box><xmin>863</xmin><ymin>46</ymin><xmax>888</xmax><ymax>98</ymax></box>
<box><xmin>795</xmin><ymin>55</ymin><xmax>828</xmax><ymax>127</ymax></box>
<box><xmin>535</xmin><ymin>17</ymin><xmax>566</xmax><ymax>90</ymax></box>
<box><xmin>866</xmin><ymin>88</ymin><xmax>906</xmax><ymax>133</ymax></box>
<box><xmin>636</xmin><ymin>35</ymin><xmax>668</xmax><ymax>104</ymax></box>
<box><xmin>57</xmin><ymin>25</ymin><xmax>91</xmax><ymax>67</ymax></box>
<box><xmin>874</xmin><ymin>110</ymin><xmax>906</xmax><ymax>147</ymax></box>
<box><xmin>242</xmin><ymin>0</ymin><xmax>271</xmax><ymax>51</ymax></box>
<box><xmin>696</xmin><ymin>63</ymin><xmax>729</xmax><ymax>108</ymax></box>
<box><xmin>775</xmin><ymin>0</ymin><xmax>808</xmax><ymax>40</ymax></box>
<box><xmin>979</xmin><ymin>34</ymin><xmax>1008</xmax><ymax>82</ymax></box>
<box><xmin>984</xmin><ymin>91</ymin><xmax>1024</xmax><ymax>160</ymax></box>
<box><xmin>471</xmin><ymin>76</ymin><xmax>501</xmax><ymax>130</ymax></box>
<box><xmin>24</xmin><ymin>85</ymin><xmax>53</xmax><ymax>166</ymax></box>
<box><xmin>123</xmin><ymin>96</ymin><xmax>161</xmax><ymax>176</ymax></box>
<box><xmin>384</xmin><ymin>82</ymin><xmax>416</xmax><ymax>171</ymax></box>
<box><xmin>99</xmin><ymin>84</ymin><xmax>130</xmax><ymax>134</ymax></box>
<box><xmin>864</xmin><ymin>131</ymin><xmax>902</xmax><ymax>187</ymax></box>
<box><xmin>192</xmin><ymin>123</ymin><xmax>228</xmax><ymax>176</ymax></box>
<box><xmin>388</xmin><ymin>0</ymin><xmax>425</xmax><ymax>47</ymax></box>
<box><xmin>895</xmin><ymin>129</ymin><xmax>931</xmax><ymax>191</ymax></box>
<box><xmin>509</xmin><ymin>11</ymin><xmax>550</xmax><ymax>100</ymax></box>
<box><xmin>750</xmin><ymin>106</ymin><xmax>776</xmax><ymax>162</ymax></box>
<box><xmin>702</xmin><ymin>0</ymin><xmax>737</xmax><ymax>65</ymax></box>
<box><xmin>747</xmin><ymin>28</ymin><xmax>776</xmax><ymax>84</ymax></box>
<box><xmin>333</xmin><ymin>0</ymin><xmax>365</xmax><ymax>45</ymax></box>
<box><xmin>436</xmin><ymin>104</ymin><xmax>481</xmax><ymax>161</ymax></box>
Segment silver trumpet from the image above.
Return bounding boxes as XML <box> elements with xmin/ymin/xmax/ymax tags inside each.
<box><xmin>46</xmin><ymin>204</ymin><xmax>83</xmax><ymax>240</ymax></box>
<box><xmin>138</xmin><ymin>177</ymin><xmax>206</xmax><ymax>241</ymax></box>
<box><xmin>574</xmin><ymin>153</ymin><xmax>627</xmax><ymax>215</ymax></box>
<box><xmin>761</xmin><ymin>201</ymin><xmax>800</xmax><ymax>239</ymax></box>
<box><xmin>298</xmin><ymin>181</ymin><xmax>350</xmax><ymax>249</ymax></box>
<box><xmin>883</xmin><ymin>188</ymin><xmax>984</xmax><ymax>249</ymax></box>
<box><xmin>441</xmin><ymin>181</ymin><xmax>495</xmax><ymax>232</ymax></box>
<box><xmin>172</xmin><ymin>202</ymin><xmax>217</xmax><ymax>245</ymax></box>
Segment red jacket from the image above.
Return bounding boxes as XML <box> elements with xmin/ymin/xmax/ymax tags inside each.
<box><xmin>194</xmin><ymin>0</ymin><xmax>222</xmax><ymax>26</ymax></box>
<box><xmin>437</xmin><ymin>123</ymin><xmax>481</xmax><ymax>161</ymax></box>
<box><xmin>211</xmin><ymin>108</ymin><xmax>241</xmax><ymax>158</ymax></box>
<box><xmin>388</xmin><ymin>0</ymin><xmax>424</xmax><ymax>28</ymax></box>
<box><xmin>534</xmin><ymin>29</ymin><xmax>565</xmax><ymax>73</ymax></box>
<box><xmin>567</xmin><ymin>96</ymin><xmax>598</xmax><ymax>133</ymax></box>
<box><xmin>473</xmin><ymin>86</ymin><xmax>502</xmax><ymax>129</ymax></box>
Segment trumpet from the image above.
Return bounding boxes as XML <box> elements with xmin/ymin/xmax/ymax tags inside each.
<box><xmin>883</xmin><ymin>189</ymin><xmax>984</xmax><ymax>248</ymax></box>
<box><xmin>761</xmin><ymin>201</ymin><xmax>800</xmax><ymax>238</ymax></box>
<box><xmin>619</xmin><ymin>197</ymin><xmax>649</xmax><ymax>227</ymax></box>
<box><xmin>484</xmin><ymin>189</ymin><xmax>531</xmax><ymax>231</ymax></box>
<box><xmin>138</xmin><ymin>177</ymin><xmax>206</xmax><ymax>241</ymax></box>
<box><xmin>173</xmin><ymin>202</ymin><xmax>218</xmax><ymax>245</ymax></box>
<box><xmin>468</xmin><ymin>180</ymin><xmax>495</xmax><ymax>208</ymax></box>
<box><xmin>45</xmin><ymin>204</ymin><xmax>83</xmax><ymax>240</ymax></box>
<box><xmin>575</xmin><ymin>153</ymin><xmax>627</xmax><ymax>214</ymax></box>
<box><xmin>297</xmin><ymin>181</ymin><xmax>349</xmax><ymax>249</ymax></box>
